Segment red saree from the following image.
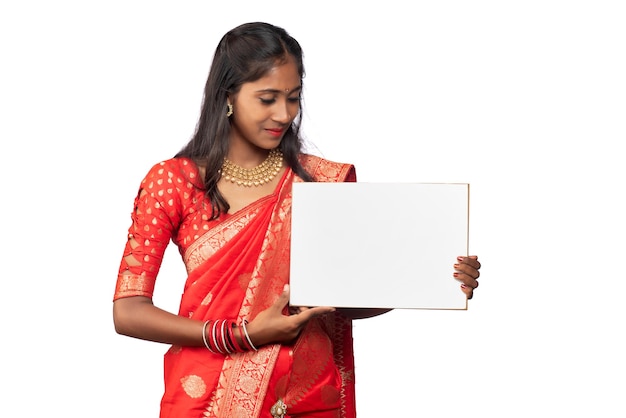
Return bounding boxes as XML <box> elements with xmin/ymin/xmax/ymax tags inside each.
<box><xmin>114</xmin><ymin>154</ymin><xmax>357</xmax><ymax>418</ymax></box>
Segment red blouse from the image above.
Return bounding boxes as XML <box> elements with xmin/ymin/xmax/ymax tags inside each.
<box><xmin>114</xmin><ymin>157</ymin><xmax>210</xmax><ymax>300</ymax></box>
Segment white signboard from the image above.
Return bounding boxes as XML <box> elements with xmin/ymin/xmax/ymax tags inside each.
<box><xmin>289</xmin><ymin>182</ymin><xmax>469</xmax><ymax>310</ymax></box>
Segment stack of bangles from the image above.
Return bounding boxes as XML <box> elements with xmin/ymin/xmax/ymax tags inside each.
<box><xmin>202</xmin><ymin>319</ymin><xmax>258</xmax><ymax>354</ymax></box>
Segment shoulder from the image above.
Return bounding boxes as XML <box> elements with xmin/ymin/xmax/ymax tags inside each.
<box><xmin>299</xmin><ymin>153</ymin><xmax>356</xmax><ymax>183</ymax></box>
<box><xmin>141</xmin><ymin>157</ymin><xmax>203</xmax><ymax>188</ymax></box>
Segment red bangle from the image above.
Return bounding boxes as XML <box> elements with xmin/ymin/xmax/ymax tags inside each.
<box><xmin>203</xmin><ymin>319</ymin><xmax>254</xmax><ymax>354</ymax></box>
<box><xmin>227</xmin><ymin>320</ymin><xmax>244</xmax><ymax>352</ymax></box>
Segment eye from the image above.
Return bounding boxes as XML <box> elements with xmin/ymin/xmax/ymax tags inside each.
<box><xmin>260</xmin><ymin>97</ymin><xmax>276</xmax><ymax>105</ymax></box>
<box><xmin>288</xmin><ymin>96</ymin><xmax>301</xmax><ymax>103</ymax></box>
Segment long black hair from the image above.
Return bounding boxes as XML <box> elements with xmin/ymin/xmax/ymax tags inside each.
<box><xmin>175</xmin><ymin>22</ymin><xmax>314</xmax><ymax>218</ymax></box>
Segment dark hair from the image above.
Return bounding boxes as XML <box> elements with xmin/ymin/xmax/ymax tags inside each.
<box><xmin>175</xmin><ymin>22</ymin><xmax>314</xmax><ymax>218</ymax></box>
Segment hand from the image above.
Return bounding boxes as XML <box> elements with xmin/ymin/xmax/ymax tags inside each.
<box><xmin>244</xmin><ymin>285</ymin><xmax>335</xmax><ymax>346</ymax></box>
<box><xmin>454</xmin><ymin>255</ymin><xmax>481</xmax><ymax>299</ymax></box>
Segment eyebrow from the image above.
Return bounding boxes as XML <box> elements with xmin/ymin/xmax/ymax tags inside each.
<box><xmin>256</xmin><ymin>86</ymin><xmax>302</xmax><ymax>95</ymax></box>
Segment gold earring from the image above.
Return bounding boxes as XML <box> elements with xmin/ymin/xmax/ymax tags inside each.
<box><xmin>226</xmin><ymin>103</ymin><xmax>233</xmax><ymax>117</ymax></box>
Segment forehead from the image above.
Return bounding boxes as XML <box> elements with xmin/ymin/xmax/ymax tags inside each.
<box><xmin>241</xmin><ymin>58</ymin><xmax>301</xmax><ymax>93</ymax></box>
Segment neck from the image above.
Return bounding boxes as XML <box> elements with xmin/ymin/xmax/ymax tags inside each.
<box><xmin>226</xmin><ymin>149</ymin><xmax>270</xmax><ymax>168</ymax></box>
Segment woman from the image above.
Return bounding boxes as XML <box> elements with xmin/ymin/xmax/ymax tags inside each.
<box><xmin>113</xmin><ymin>22</ymin><xmax>481</xmax><ymax>418</ymax></box>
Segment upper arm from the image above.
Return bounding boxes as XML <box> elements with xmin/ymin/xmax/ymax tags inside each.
<box><xmin>113</xmin><ymin>160</ymin><xmax>185</xmax><ymax>300</ymax></box>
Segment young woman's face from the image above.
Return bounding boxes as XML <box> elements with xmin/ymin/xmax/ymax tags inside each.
<box><xmin>228</xmin><ymin>57</ymin><xmax>301</xmax><ymax>155</ymax></box>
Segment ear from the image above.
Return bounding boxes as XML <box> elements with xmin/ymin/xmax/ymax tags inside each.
<box><xmin>227</xmin><ymin>91</ymin><xmax>239</xmax><ymax>105</ymax></box>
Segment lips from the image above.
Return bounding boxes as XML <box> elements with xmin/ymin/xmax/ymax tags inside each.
<box><xmin>266</xmin><ymin>128</ymin><xmax>284</xmax><ymax>137</ymax></box>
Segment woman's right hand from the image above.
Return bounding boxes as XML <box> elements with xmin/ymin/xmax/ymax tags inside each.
<box><xmin>244</xmin><ymin>285</ymin><xmax>335</xmax><ymax>347</ymax></box>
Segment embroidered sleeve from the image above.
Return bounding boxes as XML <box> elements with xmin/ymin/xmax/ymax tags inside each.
<box><xmin>300</xmin><ymin>154</ymin><xmax>357</xmax><ymax>183</ymax></box>
<box><xmin>113</xmin><ymin>159</ymin><xmax>188</xmax><ymax>300</ymax></box>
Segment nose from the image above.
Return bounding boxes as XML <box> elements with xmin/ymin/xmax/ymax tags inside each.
<box><xmin>272</xmin><ymin>99</ymin><xmax>292</xmax><ymax>124</ymax></box>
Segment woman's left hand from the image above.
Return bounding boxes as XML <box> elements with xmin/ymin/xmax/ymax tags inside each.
<box><xmin>455</xmin><ymin>255</ymin><xmax>481</xmax><ymax>299</ymax></box>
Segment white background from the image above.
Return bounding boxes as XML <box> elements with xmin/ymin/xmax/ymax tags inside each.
<box><xmin>1</xmin><ymin>1</ymin><xmax>624</xmax><ymax>417</ymax></box>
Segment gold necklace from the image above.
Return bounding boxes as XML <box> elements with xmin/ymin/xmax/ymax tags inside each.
<box><xmin>221</xmin><ymin>148</ymin><xmax>283</xmax><ymax>187</ymax></box>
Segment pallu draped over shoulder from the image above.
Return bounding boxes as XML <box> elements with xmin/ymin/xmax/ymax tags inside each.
<box><xmin>114</xmin><ymin>154</ymin><xmax>357</xmax><ymax>418</ymax></box>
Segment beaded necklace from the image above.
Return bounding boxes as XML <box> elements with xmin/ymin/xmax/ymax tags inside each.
<box><xmin>221</xmin><ymin>148</ymin><xmax>283</xmax><ymax>187</ymax></box>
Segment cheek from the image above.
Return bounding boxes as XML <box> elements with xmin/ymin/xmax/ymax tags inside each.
<box><xmin>240</xmin><ymin>105</ymin><xmax>267</xmax><ymax>123</ymax></box>
<box><xmin>234</xmin><ymin>108</ymin><xmax>259</xmax><ymax>128</ymax></box>
<box><xmin>288</xmin><ymin>102</ymin><xmax>301</xmax><ymax>118</ymax></box>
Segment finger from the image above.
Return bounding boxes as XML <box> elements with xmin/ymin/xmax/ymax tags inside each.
<box><xmin>454</xmin><ymin>267</ymin><xmax>479</xmax><ymax>282</ymax></box>
<box><xmin>288</xmin><ymin>305</ymin><xmax>315</xmax><ymax>315</ymax></box>
<box><xmin>454</xmin><ymin>272</ymin><xmax>479</xmax><ymax>289</ymax></box>
<box><xmin>292</xmin><ymin>305</ymin><xmax>335</xmax><ymax>325</ymax></box>
<box><xmin>288</xmin><ymin>306</ymin><xmax>301</xmax><ymax>315</ymax></box>
<box><xmin>308</xmin><ymin>306</ymin><xmax>336</xmax><ymax>316</ymax></box>
<box><xmin>461</xmin><ymin>284</ymin><xmax>474</xmax><ymax>299</ymax></box>
<box><xmin>274</xmin><ymin>284</ymin><xmax>290</xmax><ymax>311</ymax></box>
<box><xmin>469</xmin><ymin>255</ymin><xmax>481</xmax><ymax>270</ymax></box>
<box><xmin>454</xmin><ymin>259</ymin><xmax>480</xmax><ymax>280</ymax></box>
<box><xmin>457</xmin><ymin>255</ymin><xmax>481</xmax><ymax>270</ymax></box>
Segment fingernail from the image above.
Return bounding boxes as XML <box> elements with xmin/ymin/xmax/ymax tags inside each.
<box><xmin>457</xmin><ymin>256</ymin><xmax>465</xmax><ymax>262</ymax></box>
<box><xmin>454</xmin><ymin>263</ymin><xmax>460</xmax><ymax>269</ymax></box>
<box><xmin>453</xmin><ymin>272</ymin><xmax>460</xmax><ymax>278</ymax></box>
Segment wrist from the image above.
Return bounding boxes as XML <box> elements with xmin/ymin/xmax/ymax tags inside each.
<box><xmin>201</xmin><ymin>319</ymin><xmax>257</xmax><ymax>354</ymax></box>
<box><xmin>238</xmin><ymin>320</ymin><xmax>258</xmax><ymax>351</ymax></box>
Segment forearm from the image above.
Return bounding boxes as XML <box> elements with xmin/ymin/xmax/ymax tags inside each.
<box><xmin>113</xmin><ymin>296</ymin><xmax>205</xmax><ymax>346</ymax></box>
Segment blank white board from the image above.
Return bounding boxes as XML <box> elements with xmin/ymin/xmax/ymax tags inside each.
<box><xmin>289</xmin><ymin>182</ymin><xmax>469</xmax><ymax>310</ymax></box>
